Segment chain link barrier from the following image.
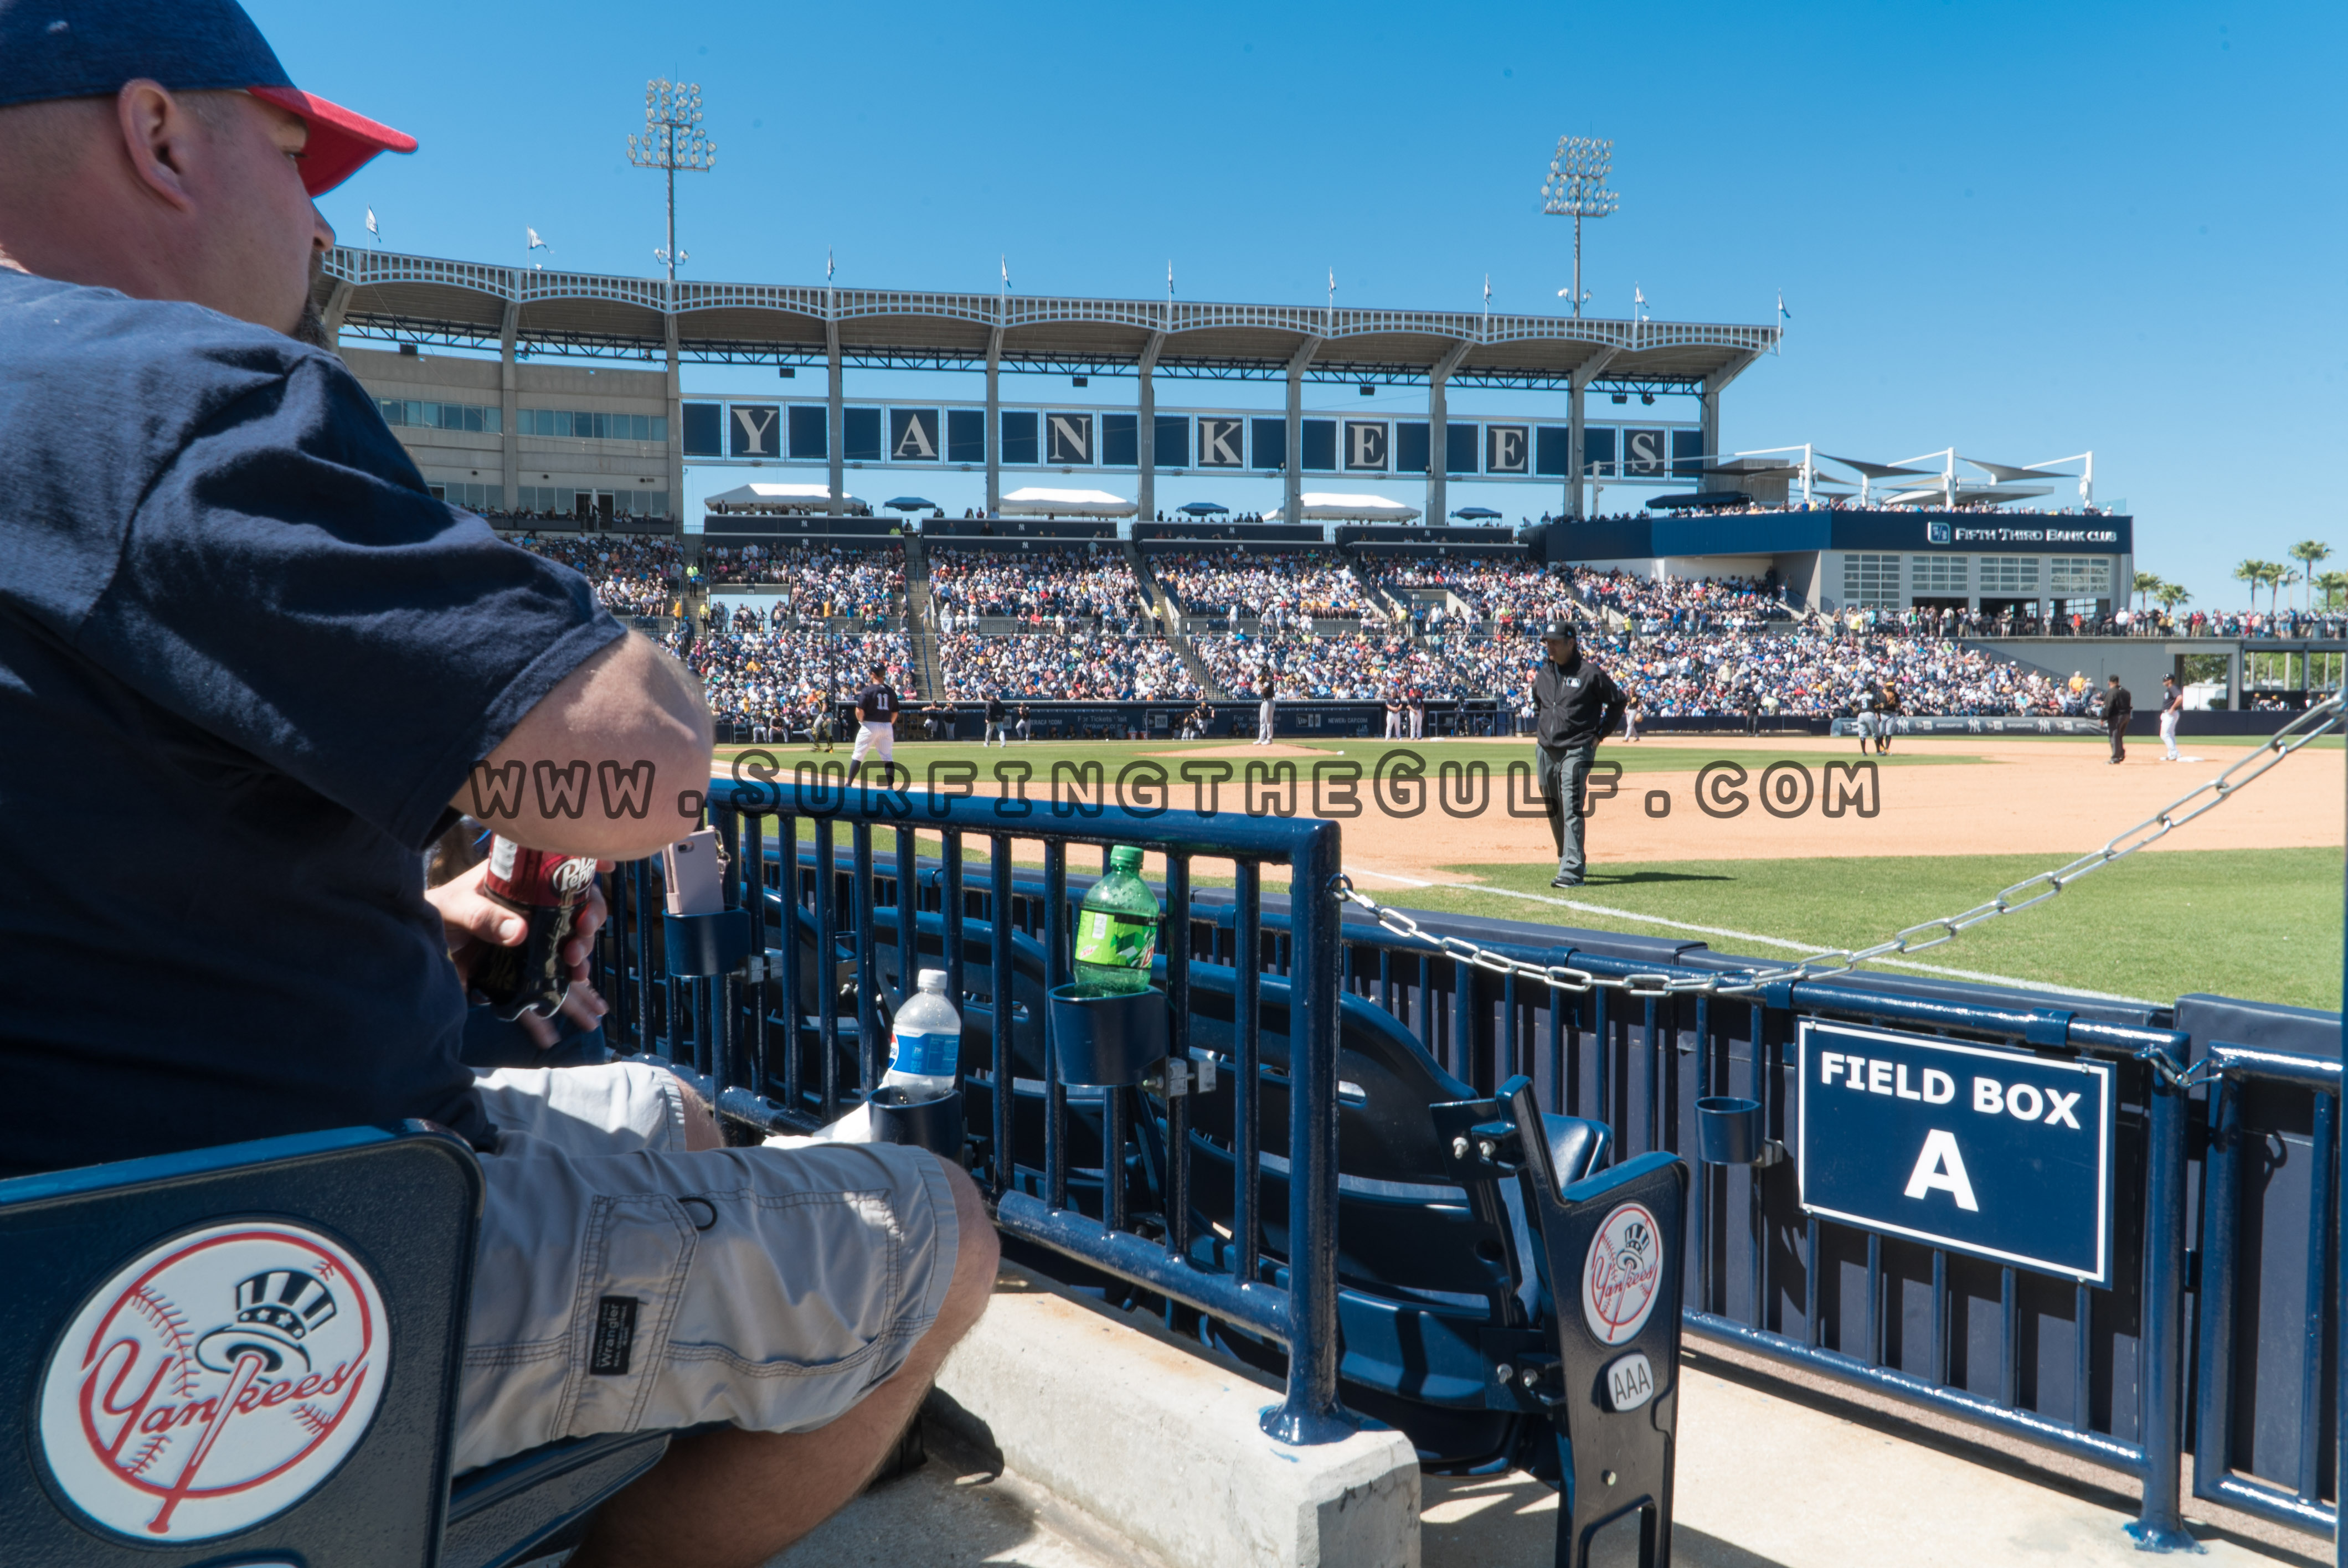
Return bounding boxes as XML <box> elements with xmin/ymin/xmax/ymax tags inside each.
<box><xmin>1332</xmin><ymin>693</ymin><xmax>2345</xmax><ymax>1003</ymax></box>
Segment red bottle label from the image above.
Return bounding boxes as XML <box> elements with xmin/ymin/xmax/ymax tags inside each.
<box><xmin>483</xmin><ymin>838</ymin><xmax>596</xmax><ymax>909</ymax></box>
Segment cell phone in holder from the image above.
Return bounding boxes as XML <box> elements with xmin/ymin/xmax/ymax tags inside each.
<box><xmin>661</xmin><ymin>829</ymin><xmax>728</xmax><ymax>916</ymax></box>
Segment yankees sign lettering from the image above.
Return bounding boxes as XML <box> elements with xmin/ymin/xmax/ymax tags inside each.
<box><xmin>39</xmin><ymin>1221</ymin><xmax>389</xmax><ymax>1541</ymax></box>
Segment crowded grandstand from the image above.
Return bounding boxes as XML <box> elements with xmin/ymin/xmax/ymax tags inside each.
<box><xmin>497</xmin><ymin>533</ymin><xmax>2191</xmax><ymax>726</ymax></box>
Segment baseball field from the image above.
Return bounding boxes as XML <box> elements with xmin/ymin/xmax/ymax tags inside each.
<box><xmin>720</xmin><ymin>731</ymin><xmax>2345</xmax><ymax>1009</ymax></box>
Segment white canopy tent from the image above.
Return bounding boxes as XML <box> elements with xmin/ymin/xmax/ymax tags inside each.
<box><xmin>998</xmin><ymin>487</ymin><xmax>1136</xmax><ymax>518</ymax></box>
<box><xmin>703</xmin><ymin>483</ymin><xmax>869</xmax><ymax>516</ymax></box>
<box><xmin>1262</xmin><ymin>492</ymin><xmax>1423</xmax><ymax>523</ymax></box>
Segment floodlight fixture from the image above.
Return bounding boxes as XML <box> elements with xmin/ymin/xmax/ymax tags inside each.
<box><xmin>627</xmin><ymin>78</ymin><xmax>718</xmax><ymax>283</ymax></box>
<box><xmin>1540</xmin><ymin>135</ymin><xmax>1618</xmax><ymax>319</ymax></box>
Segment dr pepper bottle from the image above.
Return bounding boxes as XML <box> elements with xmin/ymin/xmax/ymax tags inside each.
<box><xmin>473</xmin><ymin>836</ymin><xmax>598</xmax><ymax>1019</ymax></box>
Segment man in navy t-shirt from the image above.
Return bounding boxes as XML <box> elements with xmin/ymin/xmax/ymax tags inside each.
<box><xmin>0</xmin><ymin>3</ymin><xmax>993</xmax><ymax>1560</ymax></box>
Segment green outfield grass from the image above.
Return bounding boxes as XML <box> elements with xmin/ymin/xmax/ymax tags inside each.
<box><xmin>1380</xmin><ymin>848</ymin><xmax>2341</xmax><ymax>1010</ymax></box>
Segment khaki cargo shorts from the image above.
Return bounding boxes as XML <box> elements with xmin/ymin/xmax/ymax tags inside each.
<box><xmin>453</xmin><ymin>1064</ymin><xmax>960</xmax><ymax>1474</ymax></box>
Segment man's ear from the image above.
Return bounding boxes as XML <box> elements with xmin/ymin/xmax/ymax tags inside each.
<box><xmin>115</xmin><ymin>79</ymin><xmax>202</xmax><ymax>213</ymax></box>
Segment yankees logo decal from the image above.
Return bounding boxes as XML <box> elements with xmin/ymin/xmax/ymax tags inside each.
<box><xmin>1580</xmin><ymin>1201</ymin><xmax>1664</xmax><ymax>1347</ymax></box>
<box><xmin>38</xmin><ymin>1221</ymin><xmax>388</xmax><ymax>1541</ymax></box>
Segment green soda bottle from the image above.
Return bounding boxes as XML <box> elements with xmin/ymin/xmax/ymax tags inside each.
<box><xmin>1073</xmin><ymin>845</ymin><xmax>1159</xmax><ymax>994</ymax></box>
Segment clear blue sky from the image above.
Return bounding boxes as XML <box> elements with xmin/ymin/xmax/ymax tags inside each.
<box><xmin>253</xmin><ymin>0</ymin><xmax>2344</xmax><ymax>608</ymax></box>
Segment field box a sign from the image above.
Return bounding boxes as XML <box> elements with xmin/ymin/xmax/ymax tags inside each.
<box><xmin>1796</xmin><ymin>1020</ymin><xmax>2115</xmax><ymax>1283</ymax></box>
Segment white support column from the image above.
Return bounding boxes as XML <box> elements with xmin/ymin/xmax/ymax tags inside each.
<box><xmin>1700</xmin><ymin>350</ymin><xmax>1760</xmax><ymax>478</ymax></box>
<box><xmin>320</xmin><ymin>279</ymin><xmax>353</xmax><ymax>352</ymax></box>
<box><xmin>826</xmin><ymin>318</ymin><xmax>844</xmax><ymax>513</ymax></box>
<box><xmin>1566</xmin><ymin>347</ymin><xmax>1618</xmax><ymax>521</ymax></box>
<box><xmin>985</xmin><ymin>326</ymin><xmax>1003</xmax><ymax>517</ymax></box>
<box><xmin>1425</xmin><ymin>339</ymin><xmax>1474</xmax><ymax>529</ymax></box>
<box><xmin>663</xmin><ymin>312</ymin><xmax>682</xmax><ymax>530</ymax></box>
<box><xmin>1284</xmin><ymin>337</ymin><xmax>1319</xmax><ymax>526</ymax></box>
<box><xmin>1137</xmin><ymin>331</ymin><xmax>1164</xmax><ymax>527</ymax></box>
<box><xmin>498</xmin><ymin>303</ymin><xmax>521</xmax><ymax>512</ymax></box>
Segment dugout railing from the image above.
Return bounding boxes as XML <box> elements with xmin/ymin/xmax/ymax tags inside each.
<box><xmin>585</xmin><ymin>813</ymin><xmax>2347</xmax><ymax>1553</ymax></box>
<box><xmin>594</xmin><ymin>777</ymin><xmax>1361</xmax><ymax>1446</ymax></box>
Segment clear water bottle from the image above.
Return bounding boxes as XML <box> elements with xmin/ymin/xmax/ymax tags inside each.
<box><xmin>883</xmin><ymin>968</ymin><xmax>961</xmax><ymax>1098</ymax></box>
<box><xmin>1073</xmin><ymin>845</ymin><xmax>1159</xmax><ymax>996</ymax></box>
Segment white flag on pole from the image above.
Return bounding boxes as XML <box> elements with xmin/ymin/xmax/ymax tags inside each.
<box><xmin>365</xmin><ymin>207</ymin><xmax>378</xmax><ymax>236</ymax></box>
<box><xmin>527</xmin><ymin>227</ymin><xmax>546</xmax><ymax>251</ymax></box>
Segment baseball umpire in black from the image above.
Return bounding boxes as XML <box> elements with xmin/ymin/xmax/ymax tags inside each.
<box><xmin>1532</xmin><ymin>620</ymin><xmax>1626</xmax><ymax>888</ymax></box>
<box><xmin>2103</xmin><ymin>673</ymin><xmax>2133</xmax><ymax>764</ymax></box>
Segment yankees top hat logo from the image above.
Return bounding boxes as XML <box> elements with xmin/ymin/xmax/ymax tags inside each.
<box><xmin>38</xmin><ymin>1221</ymin><xmax>387</xmax><ymax>1542</ymax></box>
<box><xmin>1580</xmin><ymin>1201</ymin><xmax>1664</xmax><ymax>1347</ymax></box>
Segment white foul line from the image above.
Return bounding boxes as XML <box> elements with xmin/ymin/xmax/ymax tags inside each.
<box><xmin>1345</xmin><ymin>867</ymin><xmax>2158</xmax><ymax>1007</ymax></box>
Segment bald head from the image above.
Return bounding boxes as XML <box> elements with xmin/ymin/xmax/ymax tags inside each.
<box><xmin>0</xmin><ymin>81</ymin><xmax>334</xmax><ymax>339</ymax></box>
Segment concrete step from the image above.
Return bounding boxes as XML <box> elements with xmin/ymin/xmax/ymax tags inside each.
<box><xmin>773</xmin><ymin>1421</ymin><xmax>1154</xmax><ymax>1568</ymax></box>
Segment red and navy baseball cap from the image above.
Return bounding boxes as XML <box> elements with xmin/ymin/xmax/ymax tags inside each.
<box><xmin>0</xmin><ymin>0</ymin><xmax>415</xmax><ymax>195</ymax></box>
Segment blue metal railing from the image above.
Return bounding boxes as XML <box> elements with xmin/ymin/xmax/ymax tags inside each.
<box><xmin>591</xmin><ymin>778</ymin><xmax>1356</xmax><ymax>1446</ymax></box>
<box><xmin>590</xmin><ymin>816</ymin><xmax>2344</xmax><ymax>1544</ymax></box>
<box><xmin>2195</xmin><ymin>1043</ymin><xmax>2340</xmax><ymax>1535</ymax></box>
<box><xmin>1191</xmin><ymin>899</ymin><xmax>2201</xmax><ymax>1545</ymax></box>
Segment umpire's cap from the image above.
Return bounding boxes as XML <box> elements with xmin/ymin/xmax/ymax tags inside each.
<box><xmin>1</xmin><ymin>0</ymin><xmax>417</xmax><ymax>195</ymax></box>
<box><xmin>1538</xmin><ymin>619</ymin><xmax>1578</xmax><ymax>642</ymax></box>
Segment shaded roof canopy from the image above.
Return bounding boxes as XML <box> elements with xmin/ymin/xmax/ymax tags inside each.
<box><xmin>999</xmin><ymin>487</ymin><xmax>1134</xmax><ymax>518</ymax></box>
<box><xmin>704</xmin><ymin>483</ymin><xmax>868</xmax><ymax>515</ymax></box>
<box><xmin>1265</xmin><ymin>493</ymin><xmax>1424</xmax><ymax>522</ymax></box>
<box><xmin>318</xmin><ymin>248</ymin><xmax>1777</xmax><ymax>393</ymax></box>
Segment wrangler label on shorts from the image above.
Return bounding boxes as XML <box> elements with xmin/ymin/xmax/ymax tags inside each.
<box><xmin>590</xmin><ymin>1296</ymin><xmax>640</xmax><ymax>1375</ymax></box>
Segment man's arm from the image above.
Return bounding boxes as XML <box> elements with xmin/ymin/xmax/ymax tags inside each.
<box><xmin>455</xmin><ymin>630</ymin><xmax>712</xmax><ymax>860</ymax></box>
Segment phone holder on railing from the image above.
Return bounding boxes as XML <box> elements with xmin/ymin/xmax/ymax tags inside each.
<box><xmin>868</xmin><ymin>1086</ymin><xmax>965</xmax><ymax>1160</ymax></box>
<box><xmin>1045</xmin><ymin>983</ymin><xmax>1170</xmax><ymax>1088</ymax></box>
<box><xmin>663</xmin><ymin>909</ymin><xmax>751</xmax><ymax>978</ymax></box>
<box><xmin>1695</xmin><ymin>1096</ymin><xmax>1786</xmax><ymax>1168</ymax></box>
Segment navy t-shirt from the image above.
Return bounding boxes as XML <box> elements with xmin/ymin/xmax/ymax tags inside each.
<box><xmin>856</xmin><ymin>683</ymin><xmax>896</xmax><ymax>719</ymax></box>
<box><xmin>0</xmin><ymin>271</ymin><xmax>624</xmax><ymax>1178</ymax></box>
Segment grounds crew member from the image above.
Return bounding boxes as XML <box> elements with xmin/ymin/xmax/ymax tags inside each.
<box><xmin>0</xmin><ymin>6</ymin><xmax>993</xmax><ymax>1562</ymax></box>
<box><xmin>1531</xmin><ymin>620</ymin><xmax>1625</xmax><ymax>889</ymax></box>
<box><xmin>2159</xmin><ymin>673</ymin><xmax>2184</xmax><ymax>761</ymax></box>
<box><xmin>845</xmin><ymin>658</ymin><xmax>899</xmax><ymax>784</ymax></box>
<box><xmin>2103</xmin><ymin>673</ymin><xmax>2134</xmax><ymax>764</ymax></box>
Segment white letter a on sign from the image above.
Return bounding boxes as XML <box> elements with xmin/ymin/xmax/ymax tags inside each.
<box><xmin>1902</xmin><ymin>1129</ymin><xmax>1979</xmax><ymax>1212</ymax></box>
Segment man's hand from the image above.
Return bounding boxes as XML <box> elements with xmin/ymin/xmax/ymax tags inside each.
<box><xmin>425</xmin><ymin>859</ymin><xmax>613</xmax><ymax>1045</ymax></box>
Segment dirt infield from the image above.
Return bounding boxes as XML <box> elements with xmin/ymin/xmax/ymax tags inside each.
<box><xmin>759</xmin><ymin>734</ymin><xmax>2343</xmax><ymax>885</ymax></box>
<box><xmin>1332</xmin><ymin>735</ymin><xmax>2345</xmax><ymax>881</ymax></box>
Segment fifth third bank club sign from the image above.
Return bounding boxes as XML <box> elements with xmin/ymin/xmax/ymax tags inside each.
<box><xmin>1797</xmin><ymin>1020</ymin><xmax>2116</xmax><ymax>1283</ymax></box>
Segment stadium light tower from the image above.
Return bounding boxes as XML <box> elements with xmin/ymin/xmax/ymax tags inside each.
<box><xmin>627</xmin><ymin>79</ymin><xmax>716</xmax><ymax>282</ymax></box>
<box><xmin>1541</xmin><ymin>135</ymin><xmax>1618</xmax><ymax>319</ymax></box>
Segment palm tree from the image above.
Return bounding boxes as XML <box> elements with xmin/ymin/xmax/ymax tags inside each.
<box><xmin>2234</xmin><ymin>559</ymin><xmax>2264</xmax><ymax>611</ymax></box>
<box><xmin>2131</xmin><ymin>570</ymin><xmax>2161</xmax><ymax>614</ymax></box>
<box><xmin>2155</xmin><ymin>581</ymin><xmax>2191</xmax><ymax>621</ymax></box>
<box><xmin>2289</xmin><ymin>540</ymin><xmax>2332</xmax><ymax>612</ymax></box>
<box><xmin>2272</xmin><ymin>567</ymin><xmax>2300</xmax><ymax>618</ymax></box>
<box><xmin>2315</xmin><ymin>571</ymin><xmax>2348</xmax><ymax>612</ymax></box>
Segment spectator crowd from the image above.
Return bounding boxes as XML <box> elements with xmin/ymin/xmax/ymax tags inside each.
<box><xmin>939</xmin><ymin>631</ymin><xmax>1197</xmax><ymax>702</ymax></box>
<box><xmin>1150</xmin><ymin>549</ymin><xmax>1374</xmax><ymax>625</ymax></box>
<box><xmin>511</xmin><ymin>534</ymin><xmax>683</xmax><ymax>617</ymax></box>
<box><xmin>928</xmin><ymin>547</ymin><xmax>1151</xmax><ymax>630</ymax></box>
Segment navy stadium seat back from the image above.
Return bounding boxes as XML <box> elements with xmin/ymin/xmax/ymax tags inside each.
<box><xmin>0</xmin><ymin>1125</ymin><xmax>667</xmax><ymax>1568</ymax></box>
<box><xmin>1160</xmin><ymin>961</ymin><xmax>1610</xmax><ymax>1471</ymax></box>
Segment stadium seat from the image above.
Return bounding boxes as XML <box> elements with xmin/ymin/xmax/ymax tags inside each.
<box><xmin>0</xmin><ymin>1125</ymin><xmax>667</xmax><ymax>1567</ymax></box>
<box><xmin>1166</xmin><ymin>961</ymin><xmax>1614</xmax><ymax>1472</ymax></box>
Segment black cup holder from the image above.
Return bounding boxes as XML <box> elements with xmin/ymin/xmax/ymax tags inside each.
<box><xmin>1696</xmin><ymin>1096</ymin><xmax>1785</xmax><ymax>1167</ymax></box>
<box><xmin>868</xmin><ymin>1086</ymin><xmax>965</xmax><ymax>1160</ymax></box>
<box><xmin>1046</xmin><ymin>983</ymin><xmax>1170</xmax><ymax>1089</ymax></box>
<box><xmin>663</xmin><ymin>910</ymin><xmax>750</xmax><ymax>978</ymax></box>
